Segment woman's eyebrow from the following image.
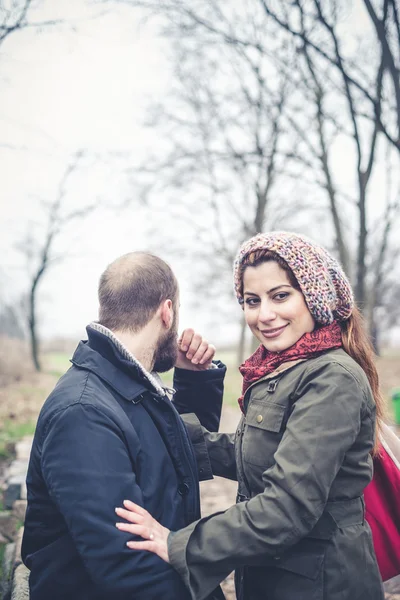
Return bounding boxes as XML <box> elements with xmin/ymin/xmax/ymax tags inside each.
<box><xmin>244</xmin><ymin>284</ymin><xmax>292</xmax><ymax>296</ymax></box>
<box><xmin>267</xmin><ymin>284</ymin><xmax>292</xmax><ymax>294</ymax></box>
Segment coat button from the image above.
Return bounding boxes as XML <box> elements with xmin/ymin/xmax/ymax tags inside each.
<box><xmin>256</xmin><ymin>415</ymin><xmax>263</xmax><ymax>423</ymax></box>
<box><xmin>178</xmin><ymin>483</ymin><xmax>190</xmax><ymax>496</ymax></box>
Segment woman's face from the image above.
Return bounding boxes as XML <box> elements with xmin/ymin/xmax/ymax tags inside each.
<box><xmin>242</xmin><ymin>260</ymin><xmax>315</xmax><ymax>353</ymax></box>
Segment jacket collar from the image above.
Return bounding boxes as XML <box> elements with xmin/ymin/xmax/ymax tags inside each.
<box><xmin>70</xmin><ymin>323</ymin><xmax>165</xmax><ymax>401</ymax></box>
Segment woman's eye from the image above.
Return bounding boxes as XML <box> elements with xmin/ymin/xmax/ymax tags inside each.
<box><xmin>274</xmin><ymin>292</ymin><xmax>289</xmax><ymax>301</ymax></box>
<box><xmin>245</xmin><ymin>298</ymin><xmax>259</xmax><ymax>306</ymax></box>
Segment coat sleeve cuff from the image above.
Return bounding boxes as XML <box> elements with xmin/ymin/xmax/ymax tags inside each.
<box><xmin>181</xmin><ymin>413</ymin><xmax>213</xmax><ymax>481</ymax></box>
<box><xmin>168</xmin><ymin>527</ymin><xmax>197</xmax><ymax>598</ymax></box>
<box><xmin>174</xmin><ymin>360</ymin><xmax>226</xmax><ymax>380</ymax></box>
<box><xmin>168</xmin><ymin>515</ymin><xmax>227</xmax><ymax>600</ymax></box>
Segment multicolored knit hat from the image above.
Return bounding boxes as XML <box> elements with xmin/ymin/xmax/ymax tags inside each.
<box><xmin>233</xmin><ymin>231</ymin><xmax>354</xmax><ymax>324</ymax></box>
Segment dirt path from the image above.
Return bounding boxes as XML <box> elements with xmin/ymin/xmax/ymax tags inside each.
<box><xmin>199</xmin><ymin>405</ymin><xmax>239</xmax><ymax>599</ymax></box>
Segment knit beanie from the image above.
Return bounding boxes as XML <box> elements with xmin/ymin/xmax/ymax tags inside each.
<box><xmin>233</xmin><ymin>231</ymin><xmax>354</xmax><ymax>324</ymax></box>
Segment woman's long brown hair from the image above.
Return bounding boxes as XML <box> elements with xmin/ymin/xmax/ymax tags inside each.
<box><xmin>239</xmin><ymin>250</ymin><xmax>384</xmax><ymax>454</ymax></box>
<box><xmin>340</xmin><ymin>307</ymin><xmax>385</xmax><ymax>454</ymax></box>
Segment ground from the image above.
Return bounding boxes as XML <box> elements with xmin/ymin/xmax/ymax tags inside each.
<box><xmin>200</xmin><ymin>405</ymin><xmax>239</xmax><ymax>599</ymax></box>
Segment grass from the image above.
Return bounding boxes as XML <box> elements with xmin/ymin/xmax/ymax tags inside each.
<box><xmin>212</xmin><ymin>350</ymin><xmax>244</xmax><ymax>407</ymax></box>
<box><xmin>158</xmin><ymin>350</ymin><xmax>243</xmax><ymax>407</ymax></box>
<box><xmin>0</xmin><ymin>494</ymin><xmax>10</xmax><ymax>588</ymax></box>
<box><xmin>15</xmin><ymin>519</ymin><xmax>24</xmax><ymax>531</ymax></box>
<box><xmin>0</xmin><ymin>420</ymin><xmax>36</xmax><ymax>458</ymax></box>
<box><xmin>0</xmin><ymin>542</ymin><xmax>6</xmax><ymax>590</ymax></box>
<box><xmin>0</xmin><ymin>540</ymin><xmax>14</xmax><ymax>597</ymax></box>
<box><xmin>43</xmin><ymin>352</ymin><xmax>71</xmax><ymax>378</ymax></box>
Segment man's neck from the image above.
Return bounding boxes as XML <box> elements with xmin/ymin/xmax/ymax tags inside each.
<box><xmin>112</xmin><ymin>327</ymin><xmax>156</xmax><ymax>372</ymax></box>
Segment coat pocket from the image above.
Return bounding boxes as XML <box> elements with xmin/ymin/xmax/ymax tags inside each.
<box><xmin>248</xmin><ymin>538</ymin><xmax>327</xmax><ymax>600</ymax></box>
<box><xmin>272</xmin><ymin>537</ymin><xmax>327</xmax><ymax>579</ymax></box>
<box><xmin>242</xmin><ymin>400</ymin><xmax>286</xmax><ymax>467</ymax></box>
<box><xmin>246</xmin><ymin>400</ymin><xmax>286</xmax><ymax>432</ymax></box>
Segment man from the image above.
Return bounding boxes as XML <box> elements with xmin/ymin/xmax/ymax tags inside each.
<box><xmin>21</xmin><ymin>252</ymin><xmax>226</xmax><ymax>600</ymax></box>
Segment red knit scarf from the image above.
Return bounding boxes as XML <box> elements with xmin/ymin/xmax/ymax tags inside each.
<box><xmin>238</xmin><ymin>321</ymin><xmax>342</xmax><ymax>413</ymax></box>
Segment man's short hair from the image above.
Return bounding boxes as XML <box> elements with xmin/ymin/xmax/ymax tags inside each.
<box><xmin>98</xmin><ymin>252</ymin><xmax>178</xmax><ymax>332</ymax></box>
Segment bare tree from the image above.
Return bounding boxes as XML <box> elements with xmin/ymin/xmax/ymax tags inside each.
<box><xmin>363</xmin><ymin>0</ymin><xmax>400</xmax><ymax>150</ymax></box>
<box><xmin>0</xmin><ymin>0</ymin><xmax>68</xmax><ymax>47</ymax></box>
<box><xmin>282</xmin><ymin>36</ymin><xmax>352</xmax><ymax>275</ymax></box>
<box><xmin>116</xmin><ymin>0</ymin><xmax>400</xmax><ymax>352</ymax></box>
<box><xmin>0</xmin><ymin>299</ymin><xmax>26</xmax><ymax>339</ymax></box>
<box><xmin>0</xmin><ymin>0</ymin><xmax>33</xmax><ymax>45</ymax></box>
<box><xmin>259</xmin><ymin>0</ymin><xmax>400</xmax><ymax>152</ymax></box>
<box><xmin>253</xmin><ymin>1</ymin><xmax>394</xmax><ymax>307</ymax></box>
<box><xmin>244</xmin><ymin>0</ymin><xmax>400</xmax><ymax>353</ymax></box>
<box><xmin>366</xmin><ymin>143</ymin><xmax>400</xmax><ymax>349</ymax></box>
<box><xmin>121</xmin><ymin>1</ymin><xmax>315</xmax><ymax>360</ymax></box>
<box><xmin>16</xmin><ymin>151</ymin><xmax>96</xmax><ymax>371</ymax></box>
<box><xmin>0</xmin><ymin>1</ymin><xmax>110</xmax><ymax>48</ymax></box>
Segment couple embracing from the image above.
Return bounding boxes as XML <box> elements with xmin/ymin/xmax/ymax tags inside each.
<box><xmin>22</xmin><ymin>232</ymin><xmax>385</xmax><ymax>600</ymax></box>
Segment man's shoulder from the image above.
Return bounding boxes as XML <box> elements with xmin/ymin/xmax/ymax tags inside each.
<box><xmin>39</xmin><ymin>365</ymin><xmax>113</xmax><ymax>422</ymax></box>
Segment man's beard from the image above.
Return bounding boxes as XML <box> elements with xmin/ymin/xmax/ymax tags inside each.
<box><xmin>153</xmin><ymin>326</ymin><xmax>178</xmax><ymax>373</ymax></box>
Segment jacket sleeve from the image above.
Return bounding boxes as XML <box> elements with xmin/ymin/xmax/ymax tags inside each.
<box><xmin>181</xmin><ymin>413</ymin><xmax>237</xmax><ymax>481</ymax></box>
<box><xmin>168</xmin><ymin>360</ymin><xmax>370</xmax><ymax>600</ymax></box>
<box><xmin>41</xmin><ymin>402</ymin><xmax>191</xmax><ymax>600</ymax></box>
<box><xmin>172</xmin><ymin>361</ymin><xmax>226</xmax><ymax>432</ymax></box>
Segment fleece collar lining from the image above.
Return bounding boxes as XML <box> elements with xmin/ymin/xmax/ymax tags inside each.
<box><xmin>89</xmin><ymin>322</ymin><xmax>165</xmax><ymax>397</ymax></box>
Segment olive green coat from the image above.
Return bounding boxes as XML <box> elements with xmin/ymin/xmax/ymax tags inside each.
<box><xmin>168</xmin><ymin>349</ymin><xmax>384</xmax><ymax>600</ymax></box>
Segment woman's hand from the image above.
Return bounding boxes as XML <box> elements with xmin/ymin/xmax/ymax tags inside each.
<box><xmin>115</xmin><ymin>500</ymin><xmax>170</xmax><ymax>563</ymax></box>
<box><xmin>175</xmin><ymin>328</ymin><xmax>216</xmax><ymax>371</ymax></box>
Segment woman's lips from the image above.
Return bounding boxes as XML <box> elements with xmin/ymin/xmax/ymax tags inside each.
<box><xmin>260</xmin><ymin>325</ymin><xmax>288</xmax><ymax>339</ymax></box>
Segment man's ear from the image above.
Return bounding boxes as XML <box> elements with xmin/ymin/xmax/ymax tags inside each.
<box><xmin>160</xmin><ymin>299</ymin><xmax>173</xmax><ymax>329</ymax></box>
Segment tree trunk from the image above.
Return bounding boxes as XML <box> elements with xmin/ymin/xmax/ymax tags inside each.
<box><xmin>370</xmin><ymin>318</ymin><xmax>380</xmax><ymax>356</ymax></box>
<box><xmin>355</xmin><ymin>175</ymin><xmax>368</xmax><ymax>308</ymax></box>
<box><xmin>29</xmin><ymin>284</ymin><xmax>41</xmax><ymax>372</ymax></box>
<box><xmin>319</xmin><ymin>128</ymin><xmax>350</xmax><ymax>275</ymax></box>
<box><xmin>28</xmin><ymin>269</ymin><xmax>44</xmax><ymax>372</ymax></box>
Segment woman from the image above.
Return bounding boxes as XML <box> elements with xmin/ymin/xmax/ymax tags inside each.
<box><xmin>115</xmin><ymin>232</ymin><xmax>385</xmax><ymax>600</ymax></box>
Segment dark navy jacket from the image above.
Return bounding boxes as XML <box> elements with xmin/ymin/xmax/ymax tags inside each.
<box><xmin>21</xmin><ymin>326</ymin><xmax>226</xmax><ymax>600</ymax></box>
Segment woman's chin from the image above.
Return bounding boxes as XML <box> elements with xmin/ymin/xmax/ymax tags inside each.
<box><xmin>261</xmin><ymin>333</ymin><xmax>300</xmax><ymax>353</ymax></box>
<box><xmin>261</xmin><ymin>339</ymin><xmax>287</xmax><ymax>353</ymax></box>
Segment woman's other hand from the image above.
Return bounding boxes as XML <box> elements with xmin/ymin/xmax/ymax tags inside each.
<box><xmin>115</xmin><ymin>500</ymin><xmax>170</xmax><ymax>563</ymax></box>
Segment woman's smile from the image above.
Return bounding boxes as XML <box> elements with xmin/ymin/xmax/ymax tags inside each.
<box><xmin>259</xmin><ymin>324</ymin><xmax>288</xmax><ymax>339</ymax></box>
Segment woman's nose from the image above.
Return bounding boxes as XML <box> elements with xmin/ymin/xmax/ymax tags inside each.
<box><xmin>258</xmin><ymin>301</ymin><xmax>277</xmax><ymax>322</ymax></box>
